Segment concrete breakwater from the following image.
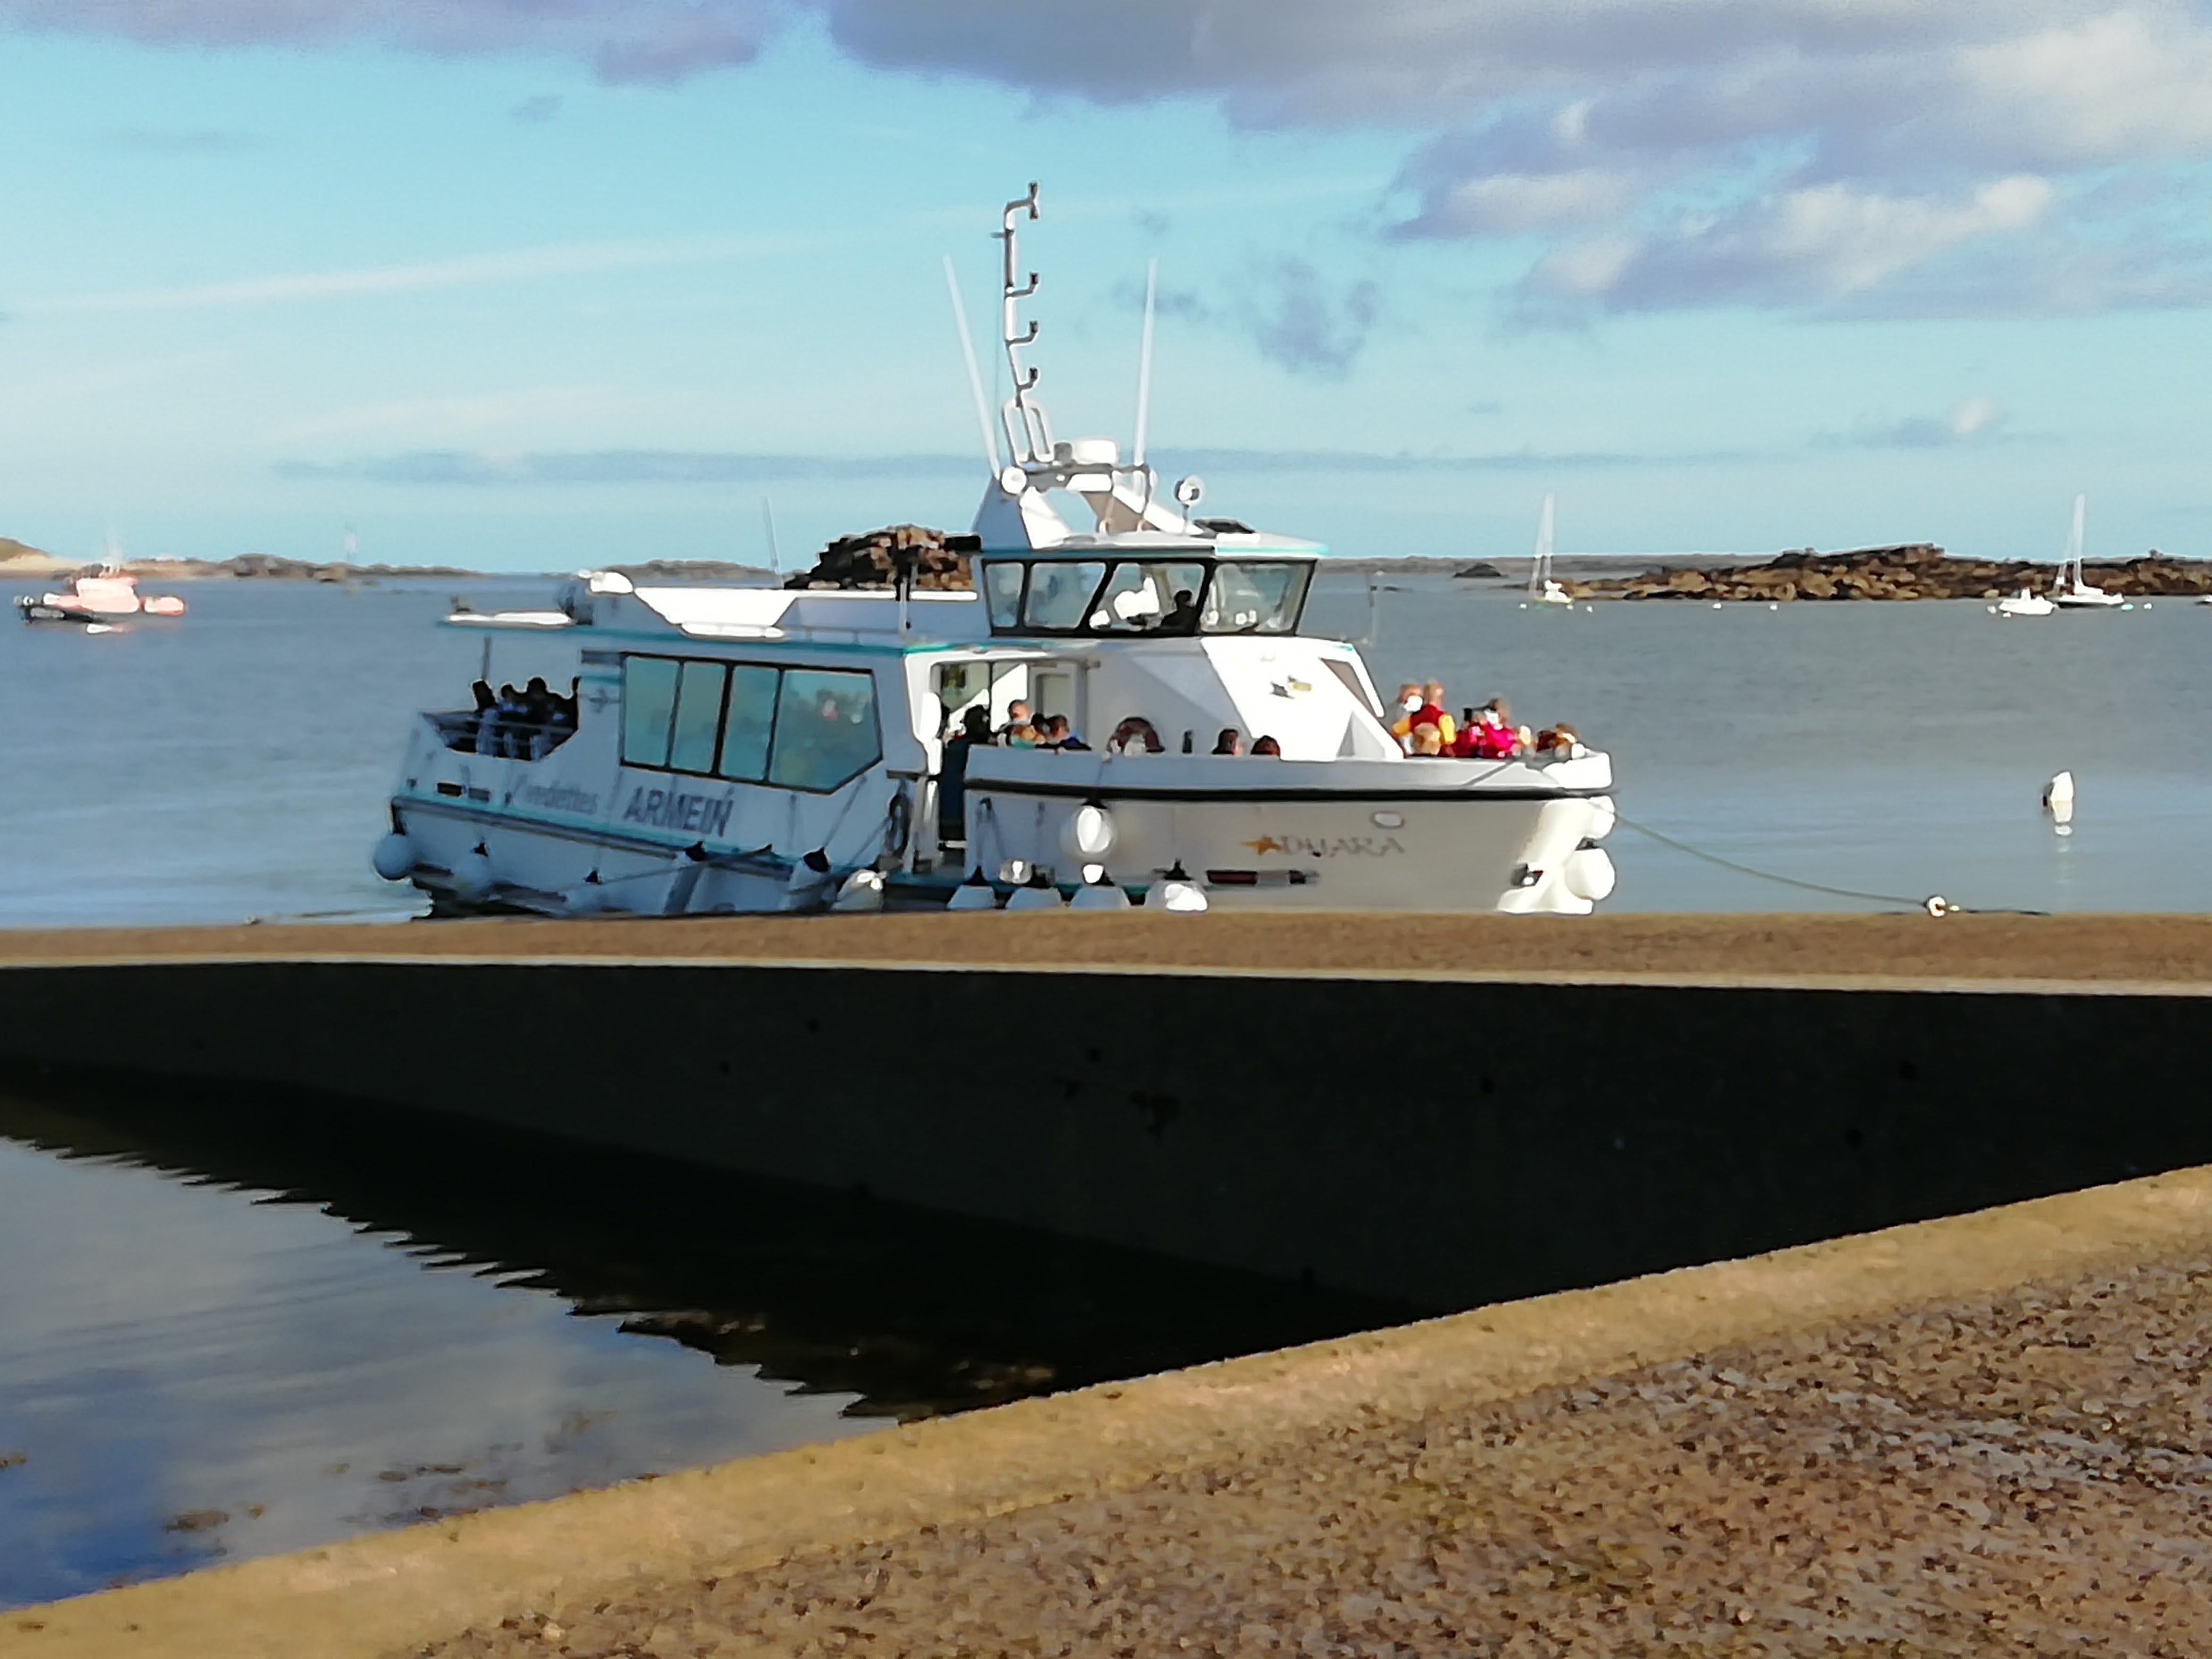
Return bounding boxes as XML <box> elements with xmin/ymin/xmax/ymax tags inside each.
<box><xmin>0</xmin><ymin>912</ymin><xmax>2207</xmax><ymax>1310</ymax></box>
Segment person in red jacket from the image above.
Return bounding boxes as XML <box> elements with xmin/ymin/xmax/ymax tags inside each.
<box><xmin>1456</xmin><ymin>697</ymin><xmax>1521</xmax><ymax>759</ymax></box>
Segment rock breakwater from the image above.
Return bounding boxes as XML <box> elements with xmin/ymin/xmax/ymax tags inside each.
<box><xmin>1571</xmin><ymin>542</ymin><xmax>2212</xmax><ymax>602</ymax></box>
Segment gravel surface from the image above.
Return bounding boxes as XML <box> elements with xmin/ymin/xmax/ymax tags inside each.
<box><xmin>405</xmin><ymin>1252</ymin><xmax>2212</xmax><ymax>1658</ymax></box>
<box><xmin>7</xmin><ymin>911</ymin><xmax>2212</xmax><ymax>987</ymax></box>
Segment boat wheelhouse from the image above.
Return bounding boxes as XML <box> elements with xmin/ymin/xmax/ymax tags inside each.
<box><xmin>373</xmin><ymin>186</ymin><xmax>1619</xmax><ymax>917</ymax></box>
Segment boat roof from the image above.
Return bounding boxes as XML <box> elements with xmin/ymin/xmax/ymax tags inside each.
<box><xmin>987</xmin><ymin>530</ymin><xmax>1326</xmax><ymax>561</ymax></box>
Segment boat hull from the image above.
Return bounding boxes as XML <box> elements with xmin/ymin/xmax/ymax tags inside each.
<box><xmin>384</xmin><ymin>738</ymin><xmax>1619</xmax><ymax>920</ymax></box>
<box><xmin>958</xmin><ymin>752</ymin><xmax>1616</xmax><ymax>915</ymax></box>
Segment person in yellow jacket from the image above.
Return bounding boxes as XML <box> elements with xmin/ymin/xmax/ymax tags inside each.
<box><xmin>1390</xmin><ymin>680</ymin><xmax>1457</xmax><ymax>752</ymax></box>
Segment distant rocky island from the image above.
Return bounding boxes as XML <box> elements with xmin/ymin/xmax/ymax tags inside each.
<box><xmin>0</xmin><ymin>539</ymin><xmax>777</xmax><ymax>585</ymax></box>
<box><xmin>1565</xmin><ymin>543</ymin><xmax>2212</xmax><ymax>602</ymax></box>
<box><xmin>8</xmin><ymin>529</ymin><xmax>2198</xmax><ymax>601</ymax></box>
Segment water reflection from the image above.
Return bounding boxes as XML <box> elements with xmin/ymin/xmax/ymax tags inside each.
<box><xmin>0</xmin><ymin>1074</ymin><xmax>1409</xmax><ymax>1608</ymax></box>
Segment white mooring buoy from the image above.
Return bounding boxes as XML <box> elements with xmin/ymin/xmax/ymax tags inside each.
<box><xmin>2043</xmin><ymin>769</ymin><xmax>2076</xmax><ymax>835</ymax></box>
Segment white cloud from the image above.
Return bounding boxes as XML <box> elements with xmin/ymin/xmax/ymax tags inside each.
<box><xmin>1415</xmin><ymin>169</ymin><xmax>1641</xmax><ymax>234</ymax></box>
<box><xmin>13</xmin><ymin>233</ymin><xmax>810</xmax><ymax>317</ymax></box>
<box><xmin>1959</xmin><ymin>11</ymin><xmax>2212</xmax><ymax>163</ymax></box>
<box><xmin>1524</xmin><ymin>176</ymin><xmax>2056</xmax><ymax>312</ymax></box>
<box><xmin>817</xmin><ymin>0</ymin><xmax>2212</xmax><ymax>317</ymax></box>
<box><xmin>1948</xmin><ymin>395</ymin><xmax>2000</xmax><ymax>439</ymax></box>
<box><xmin>0</xmin><ymin>0</ymin><xmax>776</xmax><ymax>82</ymax></box>
<box><xmin>265</xmin><ymin>385</ymin><xmax>640</xmax><ymax>443</ymax></box>
<box><xmin>1827</xmin><ymin>395</ymin><xmax>2009</xmax><ymax>448</ymax></box>
<box><xmin>9</xmin><ymin>0</ymin><xmax>2212</xmax><ymax>315</ymax></box>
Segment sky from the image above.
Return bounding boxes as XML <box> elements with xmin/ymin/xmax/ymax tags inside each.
<box><xmin>1</xmin><ymin>1</ymin><xmax>2210</xmax><ymax>572</ymax></box>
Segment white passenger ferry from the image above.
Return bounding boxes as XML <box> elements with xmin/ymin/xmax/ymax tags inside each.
<box><xmin>373</xmin><ymin>189</ymin><xmax>1619</xmax><ymax>917</ymax></box>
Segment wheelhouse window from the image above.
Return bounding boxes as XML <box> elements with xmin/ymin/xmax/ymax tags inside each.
<box><xmin>976</xmin><ymin>555</ymin><xmax>1313</xmax><ymax>638</ymax></box>
<box><xmin>1023</xmin><ymin>560</ymin><xmax>1106</xmax><ymax>631</ymax></box>
<box><xmin>984</xmin><ymin>561</ymin><xmax>1026</xmax><ymax>630</ymax></box>
<box><xmin>1091</xmin><ymin>560</ymin><xmax>1206</xmax><ymax>633</ymax></box>
<box><xmin>1202</xmin><ymin>561</ymin><xmax>1312</xmax><ymax>635</ymax></box>
<box><xmin>621</xmin><ymin>656</ymin><xmax>880</xmax><ymax>793</ymax></box>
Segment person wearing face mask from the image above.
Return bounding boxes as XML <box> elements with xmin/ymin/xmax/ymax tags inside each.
<box><xmin>1393</xmin><ymin>681</ymin><xmax>1456</xmax><ymax>753</ymax></box>
<box><xmin>1389</xmin><ymin>684</ymin><xmax>1424</xmax><ymax>753</ymax></box>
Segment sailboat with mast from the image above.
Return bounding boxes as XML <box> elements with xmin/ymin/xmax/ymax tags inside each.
<box><xmin>1527</xmin><ymin>494</ymin><xmax>1571</xmax><ymax>607</ymax></box>
<box><xmin>2051</xmin><ymin>495</ymin><xmax>2125</xmax><ymax>609</ymax></box>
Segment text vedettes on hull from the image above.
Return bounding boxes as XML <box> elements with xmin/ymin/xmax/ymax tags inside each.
<box><xmin>372</xmin><ymin>187</ymin><xmax>1619</xmax><ymax>917</ymax></box>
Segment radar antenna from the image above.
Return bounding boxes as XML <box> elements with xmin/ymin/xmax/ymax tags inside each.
<box><xmin>996</xmin><ymin>182</ymin><xmax>1050</xmax><ymax>463</ymax></box>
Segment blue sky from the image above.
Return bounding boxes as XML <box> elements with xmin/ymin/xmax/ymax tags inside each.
<box><xmin>2</xmin><ymin>2</ymin><xmax>2209</xmax><ymax>571</ymax></box>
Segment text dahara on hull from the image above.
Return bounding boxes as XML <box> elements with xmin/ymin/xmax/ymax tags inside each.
<box><xmin>371</xmin><ymin>185</ymin><xmax>1618</xmax><ymax>918</ymax></box>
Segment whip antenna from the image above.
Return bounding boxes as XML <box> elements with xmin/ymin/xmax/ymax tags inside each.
<box><xmin>1133</xmin><ymin>257</ymin><xmax>1158</xmax><ymax>469</ymax></box>
<box><xmin>942</xmin><ymin>255</ymin><xmax>999</xmax><ymax>475</ymax></box>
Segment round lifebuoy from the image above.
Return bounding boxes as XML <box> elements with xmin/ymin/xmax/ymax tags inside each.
<box><xmin>882</xmin><ymin>786</ymin><xmax>913</xmax><ymax>859</ymax></box>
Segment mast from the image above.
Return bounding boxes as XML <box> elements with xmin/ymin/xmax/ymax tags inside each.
<box><xmin>995</xmin><ymin>182</ymin><xmax>1048</xmax><ymax>464</ymax></box>
<box><xmin>1530</xmin><ymin>494</ymin><xmax>1556</xmax><ymax>598</ymax></box>
<box><xmin>2064</xmin><ymin>494</ymin><xmax>2086</xmax><ymax>590</ymax></box>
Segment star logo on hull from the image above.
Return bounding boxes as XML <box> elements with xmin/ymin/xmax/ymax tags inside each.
<box><xmin>1242</xmin><ymin>835</ymin><xmax>1284</xmax><ymax>856</ymax></box>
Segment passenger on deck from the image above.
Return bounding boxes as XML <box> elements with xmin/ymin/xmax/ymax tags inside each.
<box><xmin>1457</xmin><ymin>697</ymin><xmax>1522</xmax><ymax>759</ymax></box>
<box><xmin>518</xmin><ymin>677</ymin><xmax>559</xmax><ymax>758</ymax></box>
<box><xmin>466</xmin><ymin>681</ymin><xmax>497</xmax><ymax>754</ymax></box>
<box><xmin>1250</xmin><ymin>735</ymin><xmax>1283</xmax><ymax>756</ymax></box>
<box><xmin>1533</xmin><ymin>722</ymin><xmax>1581</xmax><ymax>758</ymax></box>
<box><xmin>544</xmin><ymin>681</ymin><xmax>577</xmax><ymax>746</ymax></box>
<box><xmin>1107</xmin><ymin>716</ymin><xmax>1164</xmax><ymax>755</ymax></box>
<box><xmin>938</xmin><ymin>707</ymin><xmax>991</xmax><ymax>847</ymax></box>
<box><xmin>998</xmin><ymin>700</ymin><xmax>1034</xmax><ymax>743</ymax></box>
<box><xmin>1409</xmin><ymin>724</ymin><xmax>1445</xmax><ymax>757</ymax></box>
<box><xmin>1003</xmin><ymin>718</ymin><xmax>1040</xmax><ymax>747</ymax></box>
<box><xmin>491</xmin><ymin>683</ymin><xmax>526</xmax><ymax>757</ymax></box>
<box><xmin>1390</xmin><ymin>683</ymin><xmax>1455</xmax><ymax>753</ymax></box>
<box><xmin>1212</xmin><ymin>728</ymin><xmax>1242</xmax><ymax>756</ymax></box>
<box><xmin>1040</xmin><ymin>714</ymin><xmax>1090</xmax><ymax>751</ymax></box>
<box><xmin>1163</xmin><ymin>588</ymin><xmax>1200</xmax><ymax>631</ymax></box>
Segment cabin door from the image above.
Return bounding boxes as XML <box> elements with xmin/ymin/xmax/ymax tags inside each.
<box><xmin>1030</xmin><ymin>666</ymin><xmax>1078</xmax><ymax>737</ymax></box>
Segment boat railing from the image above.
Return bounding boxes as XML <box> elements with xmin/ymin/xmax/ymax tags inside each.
<box><xmin>425</xmin><ymin>709</ymin><xmax>577</xmax><ymax>761</ymax></box>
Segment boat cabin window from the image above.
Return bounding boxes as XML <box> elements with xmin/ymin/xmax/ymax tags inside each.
<box><xmin>769</xmin><ymin>669</ymin><xmax>882</xmax><ymax>792</ymax></box>
<box><xmin>620</xmin><ymin>655</ymin><xmax>881</xmax><ymax>793</ymax></box>
<box><xmin>984</xmin><ymin>562</ymin><xmax>1025</xmax><ymax>630</ymax></box>
<box><xmin>716</xmin><ymin>665</ymin><xmax>778</xmax><ymax>782</ymax></box>
<box><xmin>978</xmin><ymin>556</ymin><xmax>1312</xmax><ymax>638</ymax></box>
<box><xmin>1201</xmin><ymin>561</ymin><xmax>1311</xmax><ymax>635</ymax></box>
<box><xmin>1092</xmin><ymin>561</ymin><xmax>1206</xmax><ymax>633</ymax></box>
<box><xmin>1023</xmin><ymin>560</ymin><xmax>1107</xmax><ymax>631</ymax></box>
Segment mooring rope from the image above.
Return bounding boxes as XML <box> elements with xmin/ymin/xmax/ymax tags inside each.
<box><xmin>1611</xmin><ymin>809</ymin><xmax>2042</xmax><ymax>916</ymax></box>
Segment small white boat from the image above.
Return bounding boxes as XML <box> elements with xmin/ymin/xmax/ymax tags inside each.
<box><xmin>2051</xmin><ymin>496</ymin><xmax>2125</xmax><ymax>609</ymax></box>
<box><xmin>1995</xmin><ymin>588</ymin><xmax>2054</xmax><ymax>618</ymax></box>
<box><xmin>15</xmin><ymin>568</ymin><xmax>186</xmax><ymax>625</ymax></box>
<box><xmin>371</xmin><ymin>187</ymin><xmax>1621</xmax><ymax>918</ymax></box>
<box><xmin>1527</xmin><ymin>495</ymin><xmax>1572</xmax><ymax>607</ymax></box>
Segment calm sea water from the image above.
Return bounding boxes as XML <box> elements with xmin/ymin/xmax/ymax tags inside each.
<box><xmin>3</xmin><ymin>573</ymin><xmax>2207</xmax><ymax>923</ymax></box>
<box><xmin>2</xmin><ymin>571</ymin><xmax>2208</xmax><ymax>1607</ymax></box>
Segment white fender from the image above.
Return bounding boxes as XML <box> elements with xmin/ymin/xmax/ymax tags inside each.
<box><xmin>371</xmin><ymin>832</ymin><xmax>415</xmax><ymax>882</ymax></box>
<box><xmin>450</xmin><ymin>850</ymin><xmax>495</xmax><ymax>903</ymax></box>
<box><xmin>946</xmin><ymin>870</ymin><xmax>1000</xmax><ymax>911</ymax></box>
<box><xmin>1563</xmin><ymin>845</ymin><xmax>1616</xmax><ymax>903</ymax></box>
<box><xmin>1069</xmin><ymin>875</ymin><xmax>1132</xmax><ymax>911</ymax></box>
<box><xmin>833</xmin><ymin>869</ymin><xmax>886</xmax><ymax>912</ymax></box>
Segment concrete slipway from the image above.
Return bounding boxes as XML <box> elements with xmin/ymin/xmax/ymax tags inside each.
<box><xmin>7</xmin><ymin>1165</ymin><xmax>2212</xmax><ymax>1655</ymax></box>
